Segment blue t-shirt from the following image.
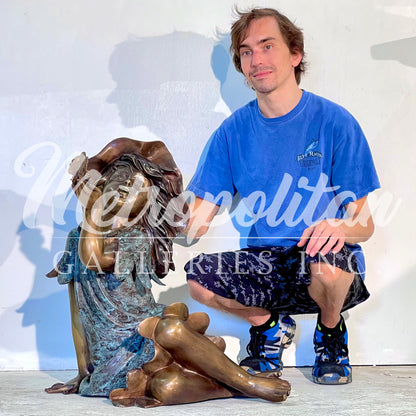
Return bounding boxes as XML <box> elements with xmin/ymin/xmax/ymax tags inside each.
<box><xmin>188</xmin><ymin>90</ymin><xmax>380</xmax><ymax>248</ymax></box>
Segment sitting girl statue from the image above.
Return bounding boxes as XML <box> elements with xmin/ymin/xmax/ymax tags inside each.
<box><xmin>45</xmin><ymin>138</ymin><xmax>186</xmax><ymax>396</ymax></box>
<box><xmin>45</xmin><ymin>138</ymin><xmax>291</xmax><ymax>404</ymax></box>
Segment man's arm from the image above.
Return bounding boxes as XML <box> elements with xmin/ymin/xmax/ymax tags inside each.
<box><xmin>183</xmin><ymin>196</ymin><xmax>220</xmax><ymax>240</ymax></box>
<box><xmin>297</xmin><ymin>195</ymin><xmax>374</xmax><ymax>257</ymax></box>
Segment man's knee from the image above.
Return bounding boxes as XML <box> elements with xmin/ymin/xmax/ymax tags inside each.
<box><xmin>309</xmin><ymin>263</ymin><xmax>354</xmax><ymax>288</ymax></box>
<box><xmin>187</xmin><ymin>280</ymin><xmax>216</xmax><ymax>306</ymax></box>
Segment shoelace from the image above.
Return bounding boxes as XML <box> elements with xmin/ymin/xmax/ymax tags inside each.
<box><xmin>247</xmin><ymin>331</ymin><xmax>267</xmax><ymax>357</ymax></box>
<box><xmin>318</xmin><ymin>333</ymin><xmax>348</xmax><ymax>363</ymax></box>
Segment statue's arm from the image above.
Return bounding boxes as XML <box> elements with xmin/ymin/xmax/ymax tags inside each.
<box><xmin>78</xmin><ymin>186</ymin><xmax>115</xmax><ymax>272</ymax></box>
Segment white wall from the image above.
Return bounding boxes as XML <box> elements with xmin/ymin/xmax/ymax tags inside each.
<box><xmin>0</xmin><ymin>0</ymin><xmax>415</xmax><ymax>371</ymax></box>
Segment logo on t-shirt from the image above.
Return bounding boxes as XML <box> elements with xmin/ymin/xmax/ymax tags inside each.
<box><xmin>297</xmin><ymin>139</ymin><xmax>322</xmax><ymax>168</ymax></box>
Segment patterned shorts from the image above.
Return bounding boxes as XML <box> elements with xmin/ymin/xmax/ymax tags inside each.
<box><xmin>184</xmin><ymin>245</ymin><xmax>370</xmax><ymax>315</ymax></box>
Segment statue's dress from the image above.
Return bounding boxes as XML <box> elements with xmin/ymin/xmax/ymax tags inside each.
<box><xmin>56</xmin><ymin>227</ymin><xmax>164</xmax><ymax>396</ymax></box>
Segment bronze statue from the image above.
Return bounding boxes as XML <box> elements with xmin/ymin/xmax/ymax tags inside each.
<box><xmin>45</xmin><ymin>138</ymin><xmax>186</xmax><ymax>395</ymax></box>
<box><xmin>45</xmin><ymin>138</ymin><xmax>291</xmax><ymax>404</ymax></box>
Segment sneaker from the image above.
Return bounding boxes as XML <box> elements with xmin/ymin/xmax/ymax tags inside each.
<box><xmin>312</xmin><ymin>315</ymin><xmax>352</xmax><ymax>384</ymax></box>
<box><xmin>240</xmin><ymin>314</ymin><xmax>296</xmax><ymax>374</ymax></box>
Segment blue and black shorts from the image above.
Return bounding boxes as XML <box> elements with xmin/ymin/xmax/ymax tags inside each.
<box><xmin>184</xmin><ymin>244</ymin><xmax>370</xmax><ymax>315</ymax></box>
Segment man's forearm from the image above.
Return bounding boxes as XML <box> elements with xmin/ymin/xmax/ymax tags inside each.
<box><xmin>342</xmin><ymin>196</ymin><xmax>375</xmax><ymax>244</ymax></box>
<box><xmin>340</xmin><ymin>216</ymin><xmax>375</xmax><ymax>245</ymax></box>
<box><xmin>183</xmin><ymin>196</ymin><xmax>219</xmax><ymax>240</ymax></box>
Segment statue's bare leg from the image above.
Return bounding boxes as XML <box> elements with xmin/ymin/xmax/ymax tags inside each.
<box><xmin>110</xmin><ymin>304</ymin><xmax>290</xmax><ymax>407</ymax></box>
<box><xmin>150</xmin><ymin>304</ymin><xmax>291</xmax><ymax>402</ymax></box>
<box><xmin>45</xmin><ymin>281</ymin><xmax>91</xmax><ymax>394</ymax></box>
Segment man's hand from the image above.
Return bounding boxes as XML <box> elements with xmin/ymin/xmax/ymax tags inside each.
<box><xmin>297</xmin><ymin>196</ymin><xmax>375</xmax><ymax>257</ymax></box>
<box><xmin>297</xmin><ymin>219</ymin><xmax>346</xmax><ymax>257</ymax></box>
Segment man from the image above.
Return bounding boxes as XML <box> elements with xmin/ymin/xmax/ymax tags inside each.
<box><xmin>183</xmin><ymin>7</ymin><xmax>379</xmax><ymax>385</ymax></box>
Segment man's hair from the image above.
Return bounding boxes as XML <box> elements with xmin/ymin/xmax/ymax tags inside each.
<box><xmin>230</xmin><ymin>7</ymin><xmax>306</xmax><ymax>85</ymax></box>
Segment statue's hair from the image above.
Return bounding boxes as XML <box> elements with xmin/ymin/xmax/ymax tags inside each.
<box><xmin>101</xmin><ymin>153</ymin><xmax>186</xmax><ymax>279</ymax></box>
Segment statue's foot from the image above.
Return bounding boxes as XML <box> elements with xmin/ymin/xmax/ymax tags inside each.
<box><xmin>110</xmin><ymin>369</ymin><xmax>149</xmax><ymax>407</ymax></box>
<box><xmin>244</xmin><ymin>373</ymin><xmax>291</xmax><ymax>402</ymax></box>
<box><xmin>110</xmin><ymin>369</ymin><xmax>163</xmax><ymax>408</ymax></box>
<box><xmin>257</xmin><ymin>369</ymin><xmax>284</xmax><ymax>379</ymax></box>
<box><xmin>45</xmin><ymin>374</ymin><xmax>87</xmax><ymax>394</ymax></box>
<box><xmin>45</xmin><ymin>268</ymin><xmax>59</xmax><ymax>278</ymax></box>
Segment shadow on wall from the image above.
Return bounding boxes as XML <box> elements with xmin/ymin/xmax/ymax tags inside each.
<box><xmin>1</xmin><ymin>190</ymin><xmax>78</xmax><ymax>369</ymax></box>
<box><xmin>106</xmin><ymin>31</ymin><xmax>254</xmax><ymax>161</ymax></box>
<box><xmin>371</xmin><ymin>36</ymin><xmax>416</xmax><ymax>68</ymax></box>
<box><xmin>211</xmin><ymin>32</ymin><xmax>255</xmax><ymax>112</ymax></box>
<box><xmin>17</xmin><ymin>204</ymin><xmax>79</xmax><ymax>370</ymax></box>
<box><xmin>106</xmin><ymin>31</ymin><xmax>222</xmax><ymax>159</ymax></box>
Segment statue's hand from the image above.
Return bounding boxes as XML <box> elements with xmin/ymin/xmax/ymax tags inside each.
<box><xmin>69</xmin><ymin>152</ymin><xmax>88</xmax><ymax>188</ymax></box>
<box><xmin>45</xmin><ymin>373</ymin><xmax>89</xmax><ymax>395</ymax></box>
<box><xmin>73</xmin><ymin>173</ymin><xmax>104</xmax><ymax>210</ymax></box>
<box><xmin>69</xmin><ymin>152</ymin><xmax>105</xmax><ymax>208</ymax></box>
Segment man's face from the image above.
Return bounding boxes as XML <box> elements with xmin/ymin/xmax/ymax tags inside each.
<box><xmin>239</xmin><ymin>16</ymin><xmax>302</xmax><ymax>95</ymax></box>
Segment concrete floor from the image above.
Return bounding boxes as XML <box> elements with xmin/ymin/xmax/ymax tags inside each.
<box><xmin>0</xmin><ymin>366</ymin><xmax>415</xmax><ymax>416</ymax></box>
